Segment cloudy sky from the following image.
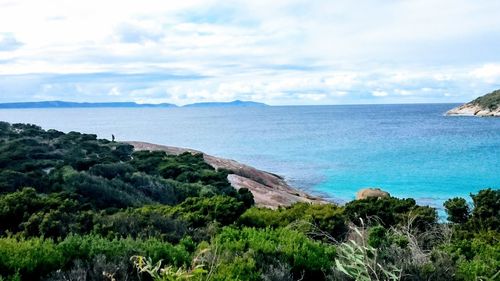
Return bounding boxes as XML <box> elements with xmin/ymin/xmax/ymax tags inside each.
<box><xmin>1</xmin><ymin>0</ymin><xmax>500</xmax><ymax>105</ymax></box>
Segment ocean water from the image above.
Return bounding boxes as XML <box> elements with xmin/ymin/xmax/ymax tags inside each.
<box><xmin>0</xmin><ymin>104</ymin><xmax>498</xmax><ymax>211</ymax></box>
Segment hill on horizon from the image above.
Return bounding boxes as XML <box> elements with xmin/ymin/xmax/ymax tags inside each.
<box><xmin>0</xmin><ymin>100</ymin><xmax>268</xmax><ymax>109</ymax></box>
<box><xmin>182</xmin><ymin>100</ymin><xmax>268</xmax><ymax>108</ymax></box>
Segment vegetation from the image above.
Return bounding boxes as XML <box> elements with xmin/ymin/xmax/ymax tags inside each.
<box><xmin>471</xmin><ymin>89</ymin><xmax>500</xmax><ymax>110</ymax></box>
<box><xmin>0</xmin><ymin>121</ymin><xmax>498</xmax><ymax>281</ymax></box>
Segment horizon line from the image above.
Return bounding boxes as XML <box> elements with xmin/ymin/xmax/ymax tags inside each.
<box><xmin>0</xmin><ymin>100</ymin><xmax>465</xmax><ymax>108</ymax></box>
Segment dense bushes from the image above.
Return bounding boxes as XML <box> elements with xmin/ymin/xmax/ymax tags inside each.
<box><xmin>472</xmin><ymin>89</ymin><xmax>500</xmax><ymax>110</ymax></box>
<box><xmin>238</xmin><ymin>203</ymin><xmax>347</xmax><ymax>241</ymax></box>
<box><xmin>445</xmin><ymin>232</ymin><xmax>500</xmax><ymax>280</ymax></box>
<box><xmin>94</xmin><ymin>208</ymin><xmax>188</xmax><ymax>242</ymax></box>
<box><xmin>208</xmin><ymin>227</ymin><xmax>337</xmax><ymax>280</ymax></box>
<box><xmin>0</xmin><ymin>187</ymin><xmax>93</xmax><ymax>237</ymax></box>
<box><xmin>470</xmin><ymin>188</ymin><xmax>499</xmax><ymax>231</ymax></box>
<box><xmin>442</xmin><ymin>189</ymin><xmax>500</xmax><ymax>281</ymax></box>
<box><xmin>344</xmin><ymin>197</ymin><xmax>438</xmax><ymax>231</ymax></box>
<box><xmin>0</xmin><ymin>122</ymin><xmax>498</xmax><ymax>281</ymax></box>
<box><xmin>444</xmin><ymin>197</ymin><xmax>470</xmax><ymax>224</ymax></box>
<box><xmin>0</xmin><ymin>235</ymin><xmax>191</xmax><ymax>280</ymax></box>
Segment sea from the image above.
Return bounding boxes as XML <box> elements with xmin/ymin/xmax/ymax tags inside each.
<box><xmin>0</xmin><ymin>103</ymin><xmax>498</xmax><ymax>212</ymax></box>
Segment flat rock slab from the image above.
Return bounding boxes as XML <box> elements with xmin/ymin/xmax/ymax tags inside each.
<box><xmin>127</xmin><ymin>141</ymin><xmax>329</xmax><ymax>209</ymax></box>
<box><xmin>446</xmin><ymin>104</ymin><xmax>500</xmax><ymax>117</ymax></box>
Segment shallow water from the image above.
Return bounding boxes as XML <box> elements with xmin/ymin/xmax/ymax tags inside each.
<box><xmin>0</xmin><ymin>104</ymin><xmax>498</xmax><ymax>210</ymax></box>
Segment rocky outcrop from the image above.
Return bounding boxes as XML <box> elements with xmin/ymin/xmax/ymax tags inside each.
<box><xmin>446</xmin><ymin>89</ymin><xmax>500</xmax><ymax>117</ymax></box>
<box><xmin>356</xmin><ymin>188</ymin><xmax>390</xmax><ymax>200</ymax></box>
<box><xmin>126</xmin><ymin>141</ymin><xmax>329</xmax><ymax>209</ymax></box>
<box><xmin>446</xmin><ymin>103</ymin><xmax>500</xmax><ymax>117</ymax></box>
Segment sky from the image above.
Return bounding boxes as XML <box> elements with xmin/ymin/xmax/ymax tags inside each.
<box><xmin>1</xmin><ymin>0</ymin><xmax>500</xmax><ymax>105</ymax></box>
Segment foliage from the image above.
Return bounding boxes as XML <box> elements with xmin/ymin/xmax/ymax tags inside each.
<box><xmin>471</xmin><ymin>89</ymin><xmax>500</xmax><ymax>110</ymax></box>
<box><xmin>208</xmin><ymin>227</ymin><xmax>337</xmax><ymax>280</ymax></box>
<box><xmin>0</xmin><ymin>235</ymin><xmax>191</xmax><ymax>280</ymax></box>
<box><xmin>334</xmin><ymin>230</ymin><xmax>401</xmax><ymax>281</ymax></box>
<box><xmin>42</xmin><ymin>255</ymin><xmax>130</xmax><ymax>281</ymax></box>
<box><xmin>238</xmin><ymin>202</ymin><xmax>347</xmax><ymax>241</ymax></box>
<box><xmin>131</xmin><ymin>255</ymin><xmax>207</xmax><ymax>281</ymax></box>
<box><xmin>0</xmin><ymin>122</ymin><xmax>498</xmax><ymax>281</ymax></box>
<box><xmin>344</xmin><ymin>197</ymin><xmax>437</xmax><ymax>231</ymax></box>
<box><xmin>444</xmin><ymin>197</ymin><xmax>470</xmax><ymax>224</ymax></box>
<box><xmin>0</xmin><ymin>122</ymin><xmax>252</xmax><ymax>238</ymax></box>
<box><xmin>470</xmin><ymin>188</ymin><xmax>499</xmax><ymax>231</ymax></box>
<box><xmin>94</xmin><ymin>207</ymin><xmax>188</xmax><ymax>242</ymax></box>
<box><xmin>172</xmin><ymin>195</ymin><xmax>247</xmax><ymax>227</ymax></box>
<box><xmin>0</xmin><ymin>187</ymin><xmax>93</xmax><ymax>238</ymax></box>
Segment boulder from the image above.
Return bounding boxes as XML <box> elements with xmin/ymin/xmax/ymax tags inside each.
<box><xmin>356</xmin><ymin>188</ymin><xmax>390</xmax><ymax>200</ymax></box>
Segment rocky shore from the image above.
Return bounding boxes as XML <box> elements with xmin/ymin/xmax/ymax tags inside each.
<box><xmin>446</xmin><ymin>103</ymin><xmax>500</xmax><ymax>117</ymax></box>
<box><xmin>127</xmin><ymin>141</ymin><xmax>329</xmax><ymax>209</ymax></box>
<box><xmin>446</xmin><ymin>89</ymin><xmax>500</xmax><ymax>117</ymax></box>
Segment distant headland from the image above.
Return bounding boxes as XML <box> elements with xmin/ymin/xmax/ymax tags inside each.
<box><xmin>0</xmin><ymin>100</ymin><xmax>268</xmax><ymax>109</ymax></box>
<box><xmin>446</xmin><ymin>89</ymin><xmax>500</xmax><ymax>117</ymax></box>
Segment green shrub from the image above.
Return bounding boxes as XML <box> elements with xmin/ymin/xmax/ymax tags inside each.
<box><xmin>444</xmin><ymin>197</ymin><xmax>470</xmax><ymax>224</ymax></box>
<box><xmin>0</xmin><ymin>234</ymin><xmax>194</xmax><ymax>281</ymax></box>
<box><xmin>94</xmin><ymin>207</ymin><xmax>188</xmax><ymax>242</ymax></box>
<box><xmin>210</xmin><ymin>227</ymin><xmax>336</xmax><ymax>280</ymax></box>
<box><xmin>0</xmin><ymin>237</ymin><xmax>64</xmax><ymax>280</ymax></box>
<box><xmin>238</xmin><ymin>202</ymin><xmax>347</xmax><ymax>241</ymax></box>
<box><xmin>470</xmin><ymin>188</ymin><xmax>499</xmax><ymax>231</ymax></box>
<box><xmin>367</xmin><ymin>225</ymin><xmax>387</xmax><ymax>248</ymax></box>
<box><xmin>448</xmin><ymin>232</ymin><xmax>500</xmax><ymax>281</ymax></box>
<box><xmin>172</xmin><ymin>195</ymin><xmax>247</xmax><ymax>227</ymax></box>
<box><xmin>344</xmin><ymin>197</ymin><xmax>437</xmax><ymax>231</ymax></box>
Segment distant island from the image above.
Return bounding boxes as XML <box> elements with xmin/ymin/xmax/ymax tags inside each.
<box><xmin>183</xmin><ymin>100</ymin><xmax>268</xmax><ymax>108</ymax></box>
<box><xmin>0</xmin><ymin>100</ymin><xmax>268</xmax><ymax>109</ymax></box>
<box><xmin>446</xmin><ymin>89</ymin><xmax>500</xmax><ymax>117</ymax></box>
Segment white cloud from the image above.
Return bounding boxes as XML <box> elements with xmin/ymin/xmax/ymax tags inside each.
<box><xmin>108</xmin><ymin>87</ymin><xmax>121</xmax><ymax>96</ymax></box>
<box><xmin>394</xmin><ymin>89</ymin><xmax>415</xmax><ymax>96</ymax></box>
<box><xmin>0</xmin><ymin>0</ymin><xmax>499</xmax><ymax>104</ymax></box>
<box><xmin>372</xmin><ymin>91</ymin><xmax>388</xmax><ymax>97</ymax></box>
<box><xmin>0</xmin><ymin>32</ymin><xmax>23</xmax><ymax>51</ymax></box>
<box><xmin>297</xmin><ymin>93</ymin><xmax>327</xmax><ymax>101</ymax></box>
<box><xmin>471</xmin><ymin>64</ymin><xmax>500</xmax><ymax>83</ymax></box>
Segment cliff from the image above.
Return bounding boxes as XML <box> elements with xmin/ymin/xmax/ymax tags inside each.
<box><xmin>126</xmin><ymin>141</ymin><xmax>329</xmax><ymax>209</ymax></box>
<box><xmin>446</xmin><ymin>89</ymin><xmax>500</xmax><ymax>117</ymax></box>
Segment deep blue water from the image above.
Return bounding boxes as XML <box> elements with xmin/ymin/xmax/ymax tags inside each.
<box><xmin>0</xmin><ymin>104</ymin><xmax>498</xmax><ymax>211</ymax></box>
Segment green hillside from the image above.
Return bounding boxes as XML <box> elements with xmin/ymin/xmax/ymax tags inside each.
<box><xmin>471</xmin><ymin>89</ymin><xmax>500</xmax><ymax>110</ymax></box>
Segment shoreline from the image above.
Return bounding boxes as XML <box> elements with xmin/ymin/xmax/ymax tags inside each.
<box><xmin>446</xmin><ymin>103</ymin><xmax>500</xmax><ymax>117</ymax></box>
<box><xmin>126</xmin><ymin>141</ymin><xmax>330</xmax><ymax>209</ymax></box>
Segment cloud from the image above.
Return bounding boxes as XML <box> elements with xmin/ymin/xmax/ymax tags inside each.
<box><xmin>471</xmin><ymin>64</ymin><xmax>500</xmax><ymax>83</ymax></box>
<box><xmin>108</xmin><ymin>87</ymin><xmax>121</xmax><ymax>96</ymax></box>
<box><xmin>372</xmin><ymin>91</ymin><xmax>388</xmax><ymax>97</ymax></box>
<box><xmin>0</xmin><ymin>0</ymin><xmax>499</xmax><ymax>104</ymax></box>
<box><xmin>0</xmin><ymin>33</ymin><xmax>22</xmax><ymax>51</ymax></box>
<box><xmin>114</xmin><ymin>22</ymin><xmax>164</xmax><ymax>44</ymax></box>
<box><xmin>0</xmin><ymin>65</ymin><xmax>497</xmax><ymax>105</ymax></box>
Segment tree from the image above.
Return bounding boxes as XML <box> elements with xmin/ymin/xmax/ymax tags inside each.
<box><xmin>444</xmin><ymin>197</ymin><xmax>470</xmax><ymax>224</ymax></box>
<box><xmin>470</xmin><ymin>188</ymin><xmax>499</xmax><ymax>230</ymax></box>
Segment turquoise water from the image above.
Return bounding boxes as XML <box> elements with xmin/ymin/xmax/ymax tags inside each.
<box><xmin>0</xmin><ymin>104</ymin><xmax>498</xmax><ymax>210</ymax></box>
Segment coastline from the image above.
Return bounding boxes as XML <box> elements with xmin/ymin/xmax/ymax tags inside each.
<box><xmin>446</xmin><ymin>104</ymin><xmax>500</xmax><ymax>117</ymax></box>
<box><xmin>446</xmin><ymin>92</ymin><xmax>500</xmax><ymax>117</ymax></box>
<box><xmin>127</xmin><ymin>141</ymin><xmax>329</xmax><ymax>209</ymax></box>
